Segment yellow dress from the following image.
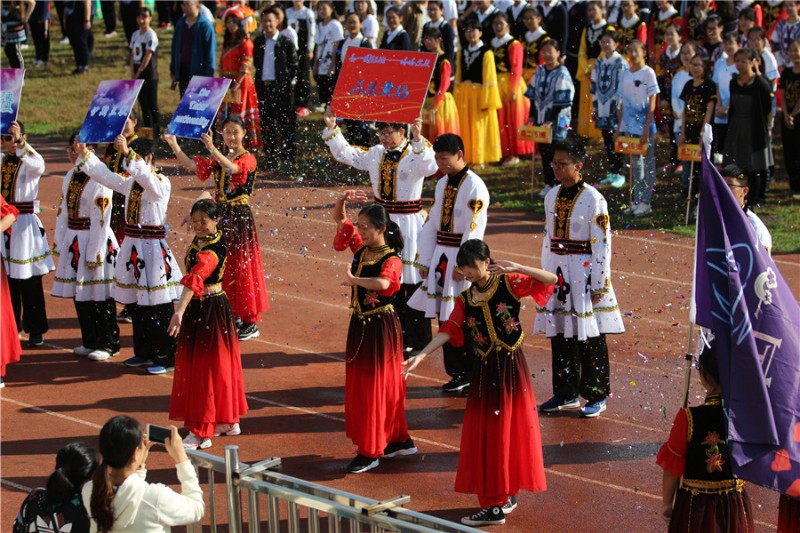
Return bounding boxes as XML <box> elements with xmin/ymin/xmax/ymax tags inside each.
<box><xmin>493</xmin><ymin>37</ymin><xmax>532</xmax><ymax>156</ymax></box>
<box><xmin>577</xmin><ymin>26</ymin><xmax>603</xmax><ymax>139</ymax></box>
<box><xmin>423</xmin><ymin>54</ymin><xmax>460</xmax><ymax>141</ymax></box>
<box><xmin>455</xmin><ymin>45</ymin><xmax>502</xmax><ymax>165</ymax></box>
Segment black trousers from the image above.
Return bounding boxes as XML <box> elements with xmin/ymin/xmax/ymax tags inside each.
<box><xmin>394</xmin><ymin>283</ymin><xmax>431</xmax><ymax>353</ymax></box>
<box><xmin>258</xmin><ymin>84</ymin><xmax>297</xmax><ymax>162</ymax></box>
<box><xmin>601</xmin><ymin>130</ymin><xmax>624</xmax><ymax>175</ymax></box>
<box><xmin>315</xmin><ymin>74</ymin><xmax>336</xmax><ymax>106</ymax></box>
<box><xmin>8</xmin><ymin>275</ymin><xmax>48</xmax><ymax>336</ymax></box>
<box><xmin>713</xmin><ymin>123</ymin><xmax>728</xmax><ymax>162</ymax></box>
<box><xmin>295</xmin><ymin>52</ymin><xmax>311</xmax><ymax>108</ymax></box>
<box><xmin>74</xmin><ymin>299</ymin><xmax>120</xmax><ymax>353</ymax></box>
<box><xmin>131</xmin><ymin>302</ymin><xmax>176</xmax><ymax>365</ymax></box>
<box><xmin>137</xmin><ymin>77</ymin><xmax>160</xmax><ymax>137</ymax></box>
<box><xmin>29</xmin><ymin>20</ymin><xmax>50</xmax><ymax>62</ymax></box>
<box><xmin>156</xmin><ymin>1</ymin><xmax>172</xmax><ymax>26</ymax></box>
<box><xmin>119</xmin><ymin>1</ymin><xmax>140</xmax><ymax>44</ymax></box>
<box><xmin>442</xmin><ymin>320</ymin><xmax>475</xmax><ymax>379</ymax></box>
<box><xmin>782</xmin><ymin>121</ymin><xmax>800</xmax><ymax>193</ymax></box>
<box><xmin>54</xmin><ymin>1</ymin><xmax>67</xmax><ymax>39</ymax></box>
<box><xmin>540</xmin><ymin>143</ymin><xmax>556</xmax><ymax>187</ymax></box>
<box><xmin>550</xmin><ymin>333</ymin><xmax>610</xmax><ymax>402</ymax></box>
<box><xmin>3</xmin><ymin>43</ymin><xmax>23</xmax><ymax>68</ymax></box>
<box><xmin>66</xmin><ymin>14</ymin><xmax>91</xmax><ymax>68</ymax></box>
<box><xmin>100</xmin><ymin>0</ymin><xmax>116</xmax><ymax>34</ymax></box>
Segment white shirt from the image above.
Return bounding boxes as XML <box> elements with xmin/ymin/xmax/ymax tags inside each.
<box><xmin>712</xmin><ymin>54</ymin><xmax>738</xmax><ymax>125</ymax></box>
<box><xmin>341</xmin><ymin>33</ymin><xmax>367</xmax><ymax>60</ymax></box>
<box><xmin>286</xmin><ymin>6</ymin><xmax>316</xmax><ymax>52</ymax></box>
<box><xmin>361</xmin><ymin>14</ymin><xmax>379</xmax><ymax>48</ymax></box>
<box><xmin>129</xmin><ymin>27</ymin><xmax>158</xmax><ymax>65</ymax></box>
<box><xmin>261</xmin><ymin>31</ymin><xmax>280</xmax><ymax>81</ymax></box>
<box><xmin>315</xmin><ymin>19</ymin><xmax>344</xmax><ymax>75</ymax></box>
<box><xmin>282</xmin><ymin>26</ymin><xmax>298</xmax><ymax>50</ymax></box>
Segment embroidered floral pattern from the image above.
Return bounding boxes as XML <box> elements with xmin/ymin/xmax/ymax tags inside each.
<box><xmin>466</xmin><ymin>315</ymin><xmax>487</xmax><ymax>347</ymax></box>
<box><xmin>363</xmin><ymin>290</ymin><xmax>380</xmax><ymax>308</ymax></box>
<box><xmin>702</xmin><ymin>431</ymin><xmax>726</xmax><ymax>473</ymax></box>
<box><xmin>495</xmin><ymin>301</ymin><xmax>519</xmax><ymax>334</ymax></box>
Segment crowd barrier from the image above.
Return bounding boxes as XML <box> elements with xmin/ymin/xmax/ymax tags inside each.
<box><xmin>185</xmin><ymin>445</ymin><xmax>481</xmax><ymax>532</ymax></box>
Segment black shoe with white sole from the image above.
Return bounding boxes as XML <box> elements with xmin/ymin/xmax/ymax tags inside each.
<box><xmin>461</xmin><ymin>506</ymin><xmax>506</xmax><ymax>526</ymax></box>
<box><xmin>501</xmin><ymin>496</ymin><xmax>517</xmax><ymax>514</ymax></box>
<box><xmin>237</xmin><ymin>323</ymin><xmax>260</xmax><ymax>341</ymax></box>
<box><xmin>442</xmin><ymin>374</ymin><xmax>470</xmax><ymax>392</ymax></box>
<box><xmin>347</xmin><ymin>454</ymin><xmax>379</xmax><ymax>474</ymax></box>
<box><xmin>382</xmin><ymin>438</ymin><xmax>418</xmax><ymax>458</ymax></box>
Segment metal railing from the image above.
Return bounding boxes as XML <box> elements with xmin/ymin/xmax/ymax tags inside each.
<box><xmin>185</xmin><ymin>445</ymin><xmax>480</xmax><ymax>533</ymax></box>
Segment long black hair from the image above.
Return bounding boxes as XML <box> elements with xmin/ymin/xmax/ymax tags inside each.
<box><xmin>456</xmin><ymin>239</ymin><xmax>492</xmax><ymax>268</ymax></box>
<box><xmin>46</xmin><ymin>442</ymin><xmax>98</xmax><ymax>506</ymax></box>
<box><xmin>358</xmin><ymin>204</ymin><xmax>404</xmax><ymax>253</ymax></box>
<box><xmin>191</xmin><ymin>198</ymin><xmax>221</xmax><ymax>220</ymax></box>
<box><xmin>90</xmin><ymin>416</ymin><xmax>143</xmax><ymax>533</ymax></box>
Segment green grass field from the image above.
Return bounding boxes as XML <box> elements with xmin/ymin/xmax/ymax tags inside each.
<box><xmin>9</xmin><ymin>24</ymin><xmax>800</xmax><ymax>253</ymax></box>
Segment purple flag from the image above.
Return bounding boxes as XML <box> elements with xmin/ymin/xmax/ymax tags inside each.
<box><xmin>695</xmin><ymin>153</ymin><xmax>800</xmax><ymax>497</ymax></box>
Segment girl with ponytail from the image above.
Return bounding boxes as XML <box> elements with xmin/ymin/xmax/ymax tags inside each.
<box><xmin>331</xmin><ymin>190</ymin><xmax>416</xmax><ymax>474</ymax></box>
<box><xmin>82</xmin><ymin>415</ymin><xmax>204</xmax><ymax>532</ymax></box>
<box><xmin>14</xmin><ymin>442</ymin><xmax>98</xmax><ymax>532</ymax></box>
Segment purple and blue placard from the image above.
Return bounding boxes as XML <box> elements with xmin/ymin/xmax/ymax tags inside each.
<box><xmin>79</xmin><ymin>80</ymin><xmax>144</xmax><ymax>143</ymax></box>
<box><xmin>0</xmin><ymin>68</ymin><xmax>25</xmax><ymax>135</ymax></box>
<box><xmin>166</xmin><ymin>76</ymin><xmax>232</xmax><ymax>139</ymax></box>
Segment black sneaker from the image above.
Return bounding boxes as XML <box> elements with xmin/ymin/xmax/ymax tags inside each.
<box><xmin>443</xmin><ymin>374</ymin><xmax>470</xmax><ymax>392</ymax></box>
<box><xmin>501</xmin><ymin>496</ymin><xmax>517</xmax><ymax>514</ymax></box>
<box><xmin>382</xmin><ymin>438</ymin><xmax>418</xmax><ymax>458</ymax></box>
<box><xmin>461</xmin><ymin>506</ymin><xmax>506</xmax><ymax>526</ymax></box>
<box><xmin>347</xmin><ymin>454</ymin><xmax>379</xmax><ymax>474</ymax></box>
<box><xmin>28</xmin><ymin>334</ymin><xmax>44</xmax><ymax>347</ymax></box>
<box><xmin>238</xmin><ymin>323</ymin><xmax>260</xmax><ymax>341</ymax></box>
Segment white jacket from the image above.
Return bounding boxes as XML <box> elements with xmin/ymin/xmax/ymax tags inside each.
<box><xmin>82</xmin><ymin>461</ymin><xmax>204</xmax><ymax>532</ymax></box>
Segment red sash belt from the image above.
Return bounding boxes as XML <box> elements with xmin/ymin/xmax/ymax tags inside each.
<box><xmin>9</xmin><ymin>201</ymin><xmax>34</xmax><ymax>214</ymax></box>
<box><xmin>124</xmin><ymin>224</ymin><xmax>167</xmax><ymax>239</ymax></box>
<box><xmin>375</xmin><ymin>198</ymin><xmax>423</xmax><ymax>214</ymax></box>
<box><xmin>436</xmin><ymin>230</ymin><xmax>463</xmax><ymax>247</ymax></box>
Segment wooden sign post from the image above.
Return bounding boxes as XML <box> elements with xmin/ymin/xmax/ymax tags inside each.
<box><xmin>519</xmin><ymin>125</ymin><xmax>552</xmax><ymax>200</ymax></box>
<box><xmin>679</xmin><ymin>144</ymin><xmax>702</xmax><ymax>225</ymax></box>
<box><xmin>614</xmin><ymin>136</ymin><xmax>648</xmax><ymax>211</ymax></box>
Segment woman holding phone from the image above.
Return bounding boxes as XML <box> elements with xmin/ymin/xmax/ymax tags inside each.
<box><xmin>82</xmin><ymin>415</ymin><xmax>205</xmax><ymax>532</ymax></box>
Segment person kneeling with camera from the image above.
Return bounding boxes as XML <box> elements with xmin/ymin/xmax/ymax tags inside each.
<box><xmin>82</xmin><ymin>416</ymin><xmax>205</xmax><ymax>532</ymax></box>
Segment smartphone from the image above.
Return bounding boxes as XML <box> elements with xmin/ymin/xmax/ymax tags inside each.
<box><xmin>146</xmin><ymin>424</ymin><xmax>172</xmax><ymax>444</ymax></box>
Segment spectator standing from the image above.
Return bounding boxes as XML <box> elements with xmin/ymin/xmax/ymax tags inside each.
<box><xmin>83</xmin><ymin>416</ymin><xmax>205</xmax><ymax>525</ymax></box>
<box><xmin>120</xmin><ymin>0</ymin><xmax>144</xmax><ymax>44</ymax></box>
<box><xmin>779</xmin><ymin>39</ymin><xmax>800</xmax><ymax>198</ymax></box>
<box><xmin>507</xmin><ymin>0</ymin><xmax>529</xmax><ymax>38</ymax></box>
<box><xmin>422</xmin><ymin>27</ymin><xmax>460</xmax><ymax>140</ymax></box>
<box><xmin>702</xmin><ymin>14</ymin><xmax>725</xmax><ymax>64</ymax></box>
<box><xmin>525</xmin><ymin>39</ymin><xmax>575</xmax><ymax>198</ymax></box>
<box><xmin>737</xmin><ymin>7</ymin><xmax>757</xmax><ymax>49</ymax></box>
<box><xmin>64</xmin><ymin>0</ymin><xmax>93</xmax><ymax>74</ymax></box>
<box><xmin>422</xmin><ymin>1</ymin><xmax>455</xmax><ymax>67</ymax></box>
<box><xmin>712</xmin><ymin>32</ymin><xmax>740</xmax><ymax>162</ymax></box>
<box><xmin>400</xmin><ymin>0</ymin><xmax>427</xmax><ymax>47</ymax></box>
<box><xmin>458</xmin><ymin>0</ymin><xmax>498</xmax><ymax>49</ymax></box>
<box><xmin>379</xmin><ymin>6</ymin><xmax>413</xmax><ymax>50</ymax></box>
<box><xmin>540</xmin><ymin>0</ymin><xmax>568</xmax><ymax>58</ymax></box>
<box><xmin>13</xmin><ymin>442</ymin><xmax>98</xmax><ymax>533</ymax></box>
<box><xmin>591</xmin><ymin>30</ymin><xmax>629</xmax><ymax>188</ymax></box>
<box><xmin>313</xmin><ymin>1</ymin><xmax>344</xmax><ymax>109</ymax></box>
<box><xmin>1</xmin><ymin>1</ymin><xmax>33</xmax><ymax>69</ymax></box>
<box><xmin>771</xmin><ymin>0</ymin><xmax>800</xmax><ymax>70</ymax></box>
<box><xmin>658</xmin><ymin>24</ymin><xmax>685</xmax><ymax>172</ymax></box>
<box><xmin>520</xmin><ymin>6</ymin><xmax>549</xmax><ymax>82</ymax></box>
<box><xmin>287</xmin><ymin>1</ymin><xmax>316</xmax><ymax>117</ymax></box>
<box><xmin>536</xmin><ymin>139</ymin><xmax>624</xmax><ymax>418</ymax></box>
<box><xmin>576</xmin><ymin>1</ymin><xmax>607</xmax><ymax>139</ymax></box>
<box><xmin>129</xmin><ymin>8</ymin><xmax>160</xmax><ymax>138</ymax></box>
<box><xmin>683</xmin><ymin>0</ymin><xmax>710</xmax><ymax>45</ymax></box>
<box><xmin>616</xmin><ymin>39</ymin><xmax>659</xmax><ymax>217</ymax></box>
<box><xmin>352</xmin><ymin>0</ymin><xmax>378</xmax><ymax>48</ymax></box>
<box><xmin>647</xmin><ymin>0</ymin><xmax>680</xmax><ymax>64</ymax></box>
<box><xmin>678</xmin><ymin>54</ymin><xmax>717</xmax><ymax>200</ymax></box>
<box><xmin>615</xmin><ymin>0</ymin><xmax>647</xmax><ymax>58</ymax></box>
<box><xmin>254</xmin><ymin>9</ymin><xmax>299</xmax><ymax>164</ymax></box>
<box><xmin>1</xmin><ymin>122</ymin><xmax>54</xmax><ymax>348</ymax></box>
<box><xmin>100</xmin><ymin>0</ymin><xmax>117</xmax><ymax>38</ymax></box>
<box><xmin>454</xmin><ymin>20</ymin><xmax>502</xmax><ymax>166</ymax></box>
<box><xmin>332</xmin><ymin>12</ymin><xmax>374</xmax><ymax>147</ymax></box>
<box><xmin>170</xmin><ymin>0</ymin><xmax>216</xmax><ymax>96</ymax></box>
<box><xmin>670</xmin><ymin>40</ymin><xmax>697</xmax><ymax>176</ymax></box>
<box><xmin>218</xmin><ymin>9</ymin><xmax>261</xmax><ymax>151</ymax></box>
<box><xmin>723</xmin><ymin>48</ymin><xmax>773</xmax><ymax>207</ymax></box>
<box><xmin>28</xmin><ymin>0</ymin><xmax>50</xmax><ymax>67</ymax></box>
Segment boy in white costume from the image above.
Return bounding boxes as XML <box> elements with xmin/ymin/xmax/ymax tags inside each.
<box><xmin>408</xmin><ymin>133</ymin><xmax>490</xmax><ymax>393</ymax></box>
<box><xmin>323</xmin><ymin>108</ymin><xmax>438</xmax><ymax>354</ymax></box>
<box><xmin>535</xmin><ymin>138</ymin><xmax>624</xmax><ymax>418</ymax></box>
<box><xmin>0</xmin><ymin>121</ymin><xmax>54</xmax><ymax>347</ymax></box>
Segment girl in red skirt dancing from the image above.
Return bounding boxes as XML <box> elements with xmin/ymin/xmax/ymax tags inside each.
<box><xmin>164</xmin><ymin>115</ymin><xmax>269</xmax><ymax>342</ymax></box>
<box><xmin>332</xmin><ymin>190</ymin><xmax>416</xmax><ymax>474</ymax></box>
<box><xmin>1</xmin><ymin>197</ymin><xmax>22</xmax><ymax>387</ymax></box>
<box><xmin>168</xmin><ymin>199</ymin><xmax>248</xmax><ymax>450</ymax></box>
<box><xmin>403</xmin><ymin>239</ymin><xmax>556</xmax><ymax>526</ymax></box>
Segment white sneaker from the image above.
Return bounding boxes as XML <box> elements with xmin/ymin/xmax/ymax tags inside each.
<box><xmin>214</xmin><ymin>423</ymin><xmax>241</xmax><ymax>436</ymax></box>
<box><xmin>183</xmin><ymin>433</ymin><xmax>212</xmax><ymax>450</ymax></box>
<box><xmin>633</xmin><ymin>203</ymin><xmax>652</xmax><ymax>216</ymax></box>
<box><xmin>538</xmin><ymin>184</ymin><xmax>553</xmax><ymax>198</ymax></box>
<box><xmin>74</xmin><ymin>345</ymin><xmax>93</xmax><ymax>357</ymax></box>
<box><xmin>88</xmin><ymin>349</ymin><xmax>113</xmax><ymax>361</ymax></box>
<box><xmin>622</xmin><ymin>204</ymin><xmax>636</xmax><ymax>215</ymax></box>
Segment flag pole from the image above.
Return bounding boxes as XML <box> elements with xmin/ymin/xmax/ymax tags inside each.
<box><xmin>682</xmin><ymin>322</ymin><xmax>696</xmax><ymax>408</ymax></box>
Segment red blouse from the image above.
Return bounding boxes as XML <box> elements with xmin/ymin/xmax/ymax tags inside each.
<box><xmin>333</xmin><ymin>219</ymin><xmax>402</xmax><ymax>297</ymax></box>
<box><xmin>180</xmin><ymin>250</ymin><xmax>220</xmax><ymax>297</ymax></box>
<box><xmin>656</xmin><ymin>408</ymin><xmax>690</xmax><ymax>478</ymax></box>
<box><xmin>193</xmin><ymin>152</ymin><xmax>257</xmax><ymax>187</ymax></box>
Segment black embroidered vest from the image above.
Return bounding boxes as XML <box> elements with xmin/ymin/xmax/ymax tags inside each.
<box><xmin>683</xmin><ymin>395</ymin><xmax>737</xmax><ymax>483</ymax></box>
<box><xmin>524</xmin><ymin>33</ymin><xmax>550</xmax><ymax>70</ymax></box>
<box><xmin>492</xmin><ymin>39</ymin><xmax>515</xmax><ymax>73</ymax></box>
<box><xmin>461</xmin><ymin>45</ymin><xmax>485</xmax><ymax>83</ymax></box>
<box><xmin>1</xmin><ymin>154</ymin><xmax>22</xmax><ymax>202</ymax></box>
<box><xmin>185</xmin><ymin>232</ymin><xmax>227</xmax><ymax>285</ymax></box>
<box><xmin>378</xmin><ymin>142</ymin><xmax>410</xmax><ymax>201</ymax></box>
<box><xmin>461</xmin><ymin>275</ymin><xmax>524</xmax><ymax>358</ymax></box>
<box><xmin>429</xmin><ymin>54</ymin><xmax>450</xmax><ymax>95</ymax></box>
<box><xmin>214</xmin><ymin>152</ymin><xmax>255</xmax><ymax>203</ymax></box>
<box><xmin>350</xmin><ymin>245</ymin><xmax>398</xmax><ymax>316</ymax></box>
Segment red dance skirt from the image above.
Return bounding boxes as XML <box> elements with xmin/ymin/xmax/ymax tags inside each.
<box><xmin>668</xmin><ymin>485</ymin><xmax>754</xmax><ymax>533</ymax></box>
<box><xmin>344</xmin><ymin>310</ymin><xmax>409</xmax><ymax>458</ymax></box>
<box><xmin>778</xmin><ymin>494</ymin><xmax>800</xmax><ymax>533</ymax></box>
<box><xmin>455</xmin><ymin>348</ymin><xmax>547</xmax><ymax>507</ymax></box>
<box><xmin>219</xmin><ymin>204</ymin><xmax>269</xmax><ymax>323</ymax></box>
<box><xmin>1</xmin><ymin>266</ymin><xmax>21</xmax><ymax>376</ymax></box>
<box><xmin>169</xmin><ymin>293</ymin><xmax>248</xmax><ymax>439</ymax></box>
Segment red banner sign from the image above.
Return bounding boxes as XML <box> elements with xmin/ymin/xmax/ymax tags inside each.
<box><xmin>331</xmin><ymin>48</ymin><xmax>437</xmax><ymax>124</ymax></box>
<box><xmin>678</xmin><ymin>144</ymin><xmax>702</xmax><ymax>162</ymax></box>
